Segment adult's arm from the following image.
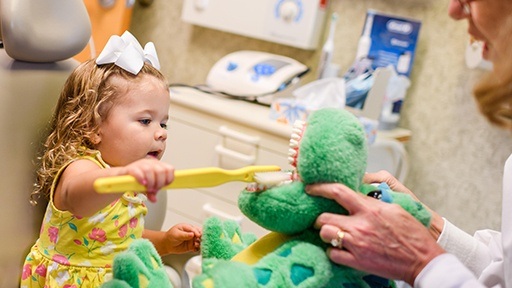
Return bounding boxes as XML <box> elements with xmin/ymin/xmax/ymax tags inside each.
<box><xmin>437</xmin><ymin>219</ymin><xmax>495</xmax><ymax>277</ymax></box>
<box><xmin>415</xmin><ymin>253</ymin><xmax>485</xmax><ymax>287</ymax></box>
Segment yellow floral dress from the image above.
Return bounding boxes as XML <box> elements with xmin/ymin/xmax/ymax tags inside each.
<box><xmin>20</xmin><ymin>152</ymin><xmax>148</xmax><ymax>287</ymax></box>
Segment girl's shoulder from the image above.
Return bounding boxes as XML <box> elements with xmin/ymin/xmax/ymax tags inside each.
<box><xmin>76</xmin><ymin>149</ymin><xmax>110</xmax><ymax>169</ymax></box>
<box><xmin>59</xmin><ymin>152</ymin><xmax>107</xmax><ymax>178</ymax></box>
<box><xmin>50</xmin><ymin>150</ymin><xmax>108</xmax><ymax>200</ymax></box>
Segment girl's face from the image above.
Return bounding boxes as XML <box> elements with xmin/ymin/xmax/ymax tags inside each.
<box><xmin>448</xmin><ymin>0</ymin><xmax>512</xmax><ymax>64</ymax></box>
<box><xmin>95</xmin><ymin>75</ymin><xmax>170</xmax><ymax>167</ymax></box>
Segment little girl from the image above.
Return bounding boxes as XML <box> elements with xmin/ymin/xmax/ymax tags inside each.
<box><xmin>20</xmin><ymin>31</ymin><xmax>201</xmax><ymax>287</ymax></box>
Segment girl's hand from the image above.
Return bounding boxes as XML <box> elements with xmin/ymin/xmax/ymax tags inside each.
<box><xmin>122</xmin><ymin>158</ymin><xmax>175</xmax><ymax>202</ymax></box>
<box><xmin>161</xmin><ymin>223</ymin><xmax>202</xmax><ymax>255</ymax></box>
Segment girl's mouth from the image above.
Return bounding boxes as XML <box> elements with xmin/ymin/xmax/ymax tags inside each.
<box><xmin>481</xmin><ymin>42</ymin><xmax>489</xmax><ymax>60</ymax></box>
<box><xmin>147</xmin><ymin>151</ymin><xmax>159</xmax><ymax>158</ymax></box>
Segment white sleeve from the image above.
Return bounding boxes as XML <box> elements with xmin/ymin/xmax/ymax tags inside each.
<box><xmin>437</xmin><ymin>218</ymin><xmax>494</xmax><ymax>277</ymax></box>
<box><xmin>414</xmin><ymin>253</ymin><xmax>484</xmax><ymax>288</ymax></box>
<box><xmin>432</xmin><ymin>154</ymin><xmax>512</xmax><ymax>287</ymax></box>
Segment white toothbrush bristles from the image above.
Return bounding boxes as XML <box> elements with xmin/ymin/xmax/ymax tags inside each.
<box><xmin>254</xmin><ymin>171</ymin><xmax>292</xmax><ymax>186</ymax></box>
<box><xmin>246</xmin><ymin>171</ymin><xmax>293</xmax><ymax>192</ymax></box>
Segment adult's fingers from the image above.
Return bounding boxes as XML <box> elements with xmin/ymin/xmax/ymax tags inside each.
<box><xmin>314</xmin><ymin>212</ymin><xmax>349</xmax><ymax>229</ymax></box>
<box><xmin>363</xmin><ymin>171</ymin><xmax>418</xmax><ymax>201</ymax></box>
<box><xmin>318</xmin><ymin>224</ymin><xmax>341</xmax><ymax>242</ymax></box>
<box><xmin>363</xmin><ymin>170</ymin><xmax>403</xmax><ymax>189</ymax></box>
<box><xmin>327</xmin><ymin>246</ymin><xmax>360</xmax><ymax>270</ymax></box>
<box><xmin>306</xmin><ymin>183</ymin><xmax>367</xmax><ymax>214</ymax></box>
<box><xmin>318</xmin><ymin>224</ymin><xmax>353</xmax><ymax>248</ymax></box>
<box><xmin>318</xmin><ymin>224</ymin><xmax>359</xmax><ymax>268</ymax></box>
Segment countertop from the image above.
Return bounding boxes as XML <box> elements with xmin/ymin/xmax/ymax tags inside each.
<box><xmin>169</xmin><ymin>86</ymin><xmax>411</xmax><ymax>142</ymax></box>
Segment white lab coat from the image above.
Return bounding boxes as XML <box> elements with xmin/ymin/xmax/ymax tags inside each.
<box><xmin>414</xmin><ymin>154</ymin><xmax>512</xmax><ymax>287</ymax></box>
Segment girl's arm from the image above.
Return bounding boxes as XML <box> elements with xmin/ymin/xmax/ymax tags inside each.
<box><xmin>54</xmin><ymin>158</ymin><xmax>174</xmax><ymax>217</ymax></box>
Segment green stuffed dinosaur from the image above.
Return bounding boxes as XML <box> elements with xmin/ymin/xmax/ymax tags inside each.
<box><xmin>101</xmin><ymin>239</ymin><xmax>174</xmax><ymax>288</ymax></box>
<box><xmin>193</xmin><ymin>108</ymin><xmax>430</xmax><ymax>288</ymax></box>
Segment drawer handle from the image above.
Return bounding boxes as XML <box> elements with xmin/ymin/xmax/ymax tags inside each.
<box><xmin>203</xmin><ymin>203</ymin><xmax>244</xmax><ymax>224</ymax></box>
<box><xmin>214</xmin><ymin>144</ymin><xmax>256</xmax><ymax>165</ymax></box>
<box><xmin>219</xmin><ymin>126</ymin><xmax>260</xmax><ymax>145</ymax></box>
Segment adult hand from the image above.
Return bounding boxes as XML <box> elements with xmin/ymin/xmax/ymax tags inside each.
<box><xmin>364</xmin><ymin>171</ymin><xmax>445</xmax><ymax>239</ymax></box>
<box><xmin>306</xmin><ymin>183</ymin><xmax>445</xmax><ymax>285</ymax></box>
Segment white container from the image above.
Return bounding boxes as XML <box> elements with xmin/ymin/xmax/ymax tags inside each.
<box><xmin>182</xmin><ymin>0</ymin><xmax>328</xmax><ymax>50</ymax></box>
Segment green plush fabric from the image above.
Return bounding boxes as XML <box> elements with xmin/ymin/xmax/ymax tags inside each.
<box><xmin>201</xmin><ymin>217</ymin><xmax>257</xmax><ymax>260</ymax></box>
<box><xmin>101</xmin><ymin>239</ymin><xmax>173</xmax><ymax>288</ymax></box>
<box><xmin>193</xmin><ymin>259</ymin><xmax>259</xmax><ymax>288</ymax></box>
<box><xmin>194</xmin><ymin>108</ymin><xmax>430</xmax><ymax>288</ymax></box>
<box><xmin>238</xmin><ymin>181</ymin><xmax>347</xmax><ymax>234</ymax></box>
<box><xmin>297</xmin><ymin>108</ymin><xmax>368</xmax><ymax>189</ymax></box>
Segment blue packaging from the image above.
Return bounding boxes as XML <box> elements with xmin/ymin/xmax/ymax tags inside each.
<box><xmin>363</xmin><ymin>10</ymin><xmax>422</xmax><ymax>77</ymax></box>
<box><xmin>345</xmin><ymin>10</ymin><xmax>421</xmax><ymax>129</ymax></box>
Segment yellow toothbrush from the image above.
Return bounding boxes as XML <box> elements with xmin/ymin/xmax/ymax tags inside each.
<box><xmin>93</xmin><ymin>165</ymin><xmax>287</xmax><ymax>193</ymax></box>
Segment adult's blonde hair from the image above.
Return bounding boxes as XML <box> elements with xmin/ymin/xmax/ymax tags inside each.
<box><xmin>30</xmin><ymin>60</ymin><xmax>167</xmax><ymax>205</ymax></box>
<box><xmin>473</xmin><ymin>66</ymin><xmax>512</xmax><ymax>129</ymax></box>
<box><xmin>472</xmin><ymin>16</ymin><xmax>512</xmax><ymax>129</ymax></box>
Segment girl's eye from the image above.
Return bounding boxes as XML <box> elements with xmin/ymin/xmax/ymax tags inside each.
<box><xmin>139</xmin><ymin>119</ymin><xmax>151</xmax><ymax>125</ymax></box>
<box><xmin>160</xmin><ymin>123</ymin><xmax>168</xmax><ymax>129</ymax></box>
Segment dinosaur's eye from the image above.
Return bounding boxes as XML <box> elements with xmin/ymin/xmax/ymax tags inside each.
<box><xmin>367</xmin><ymin>190</ymin><xmax>382</xmax><ymax>200</ymax></box>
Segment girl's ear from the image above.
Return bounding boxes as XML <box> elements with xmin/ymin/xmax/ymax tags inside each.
<box><xmin>91</xmin><ymin>132</ymin><xmax>101</xmax><ymax>145</ymax></box>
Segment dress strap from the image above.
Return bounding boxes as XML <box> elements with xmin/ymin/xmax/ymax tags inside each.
<box><xmin>49</xmin><ymin>151</ymin><xmax>107</xmax><ymax>202</ymax></box>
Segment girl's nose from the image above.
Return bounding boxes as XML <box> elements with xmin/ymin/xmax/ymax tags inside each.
<box><xmin>155</xmin><ymin>127</ymin><xmax>167</xmax><ymax>141</ymax></box>
<box><xmin>448</xmin><ymin>0</ymin><xmax>469</xmax><ymax>20</ymax></box>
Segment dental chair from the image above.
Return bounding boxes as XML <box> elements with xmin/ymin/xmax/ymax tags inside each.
<box><xmin>0</xmin><ymin>1</ymin><xmax>89</xmax><ymax>286</ymax></box>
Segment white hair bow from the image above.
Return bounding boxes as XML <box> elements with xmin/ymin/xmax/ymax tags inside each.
<box><xmin>95</xmin><ymin>31</ymin><xmax>160</xmax><ymax>75</ymax></box>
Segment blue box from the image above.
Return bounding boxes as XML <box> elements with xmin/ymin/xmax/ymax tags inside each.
<box><xmin>361</xmin><ymin>10</ymin><xmax>421</xmax><ymax>77</ymax></box>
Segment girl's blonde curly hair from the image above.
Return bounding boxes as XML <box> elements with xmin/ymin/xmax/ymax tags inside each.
<box><xmin>30</xmin><ymin>59</ymin><xmax>167</xmax><ymax>205</ymax></box>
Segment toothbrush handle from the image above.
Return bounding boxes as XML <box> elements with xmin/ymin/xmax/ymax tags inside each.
<box><xmin>93</xmin><ymin>165</ymin><xmax>281</xmax><ymax>193</ymax></box>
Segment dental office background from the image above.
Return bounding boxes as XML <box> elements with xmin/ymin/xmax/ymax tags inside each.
<box><xmin>131</xmin><ymin>0</ymin><xmax>509</xmax><ymax>235</ymax></box>
<box><xmin>1</xmin><ymin>0</ymin><xmax>510</xmax><ymax>286</ymax></box>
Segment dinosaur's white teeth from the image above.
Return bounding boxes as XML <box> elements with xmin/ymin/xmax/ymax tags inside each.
<box><xmin>290</xmin><ymin>133</ymin><xmax>301</xmax><ymax>141</ymax></box>
<box><xmin>291</xmin><ymin>127</ymin><xmax>303</xmax><ymax>135</ymax></box>
<box><xmin>292</xmin><ymin>121</ymin><xmax>305</xmax><ymax>133</ymax></box>
<box><xmin>293</xmin><ymin>120</ymin><xmax>306</xmax><ymax>128</ymax></box>
<box><xmin>288</xmin><ymin>148</ymin><xmax>297</xmax><ymax>157</ymax></box>
<box><xmin>289</xmin><ymin>120</ymin><xmax>306</xmax><ymax>167</ymax></box>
